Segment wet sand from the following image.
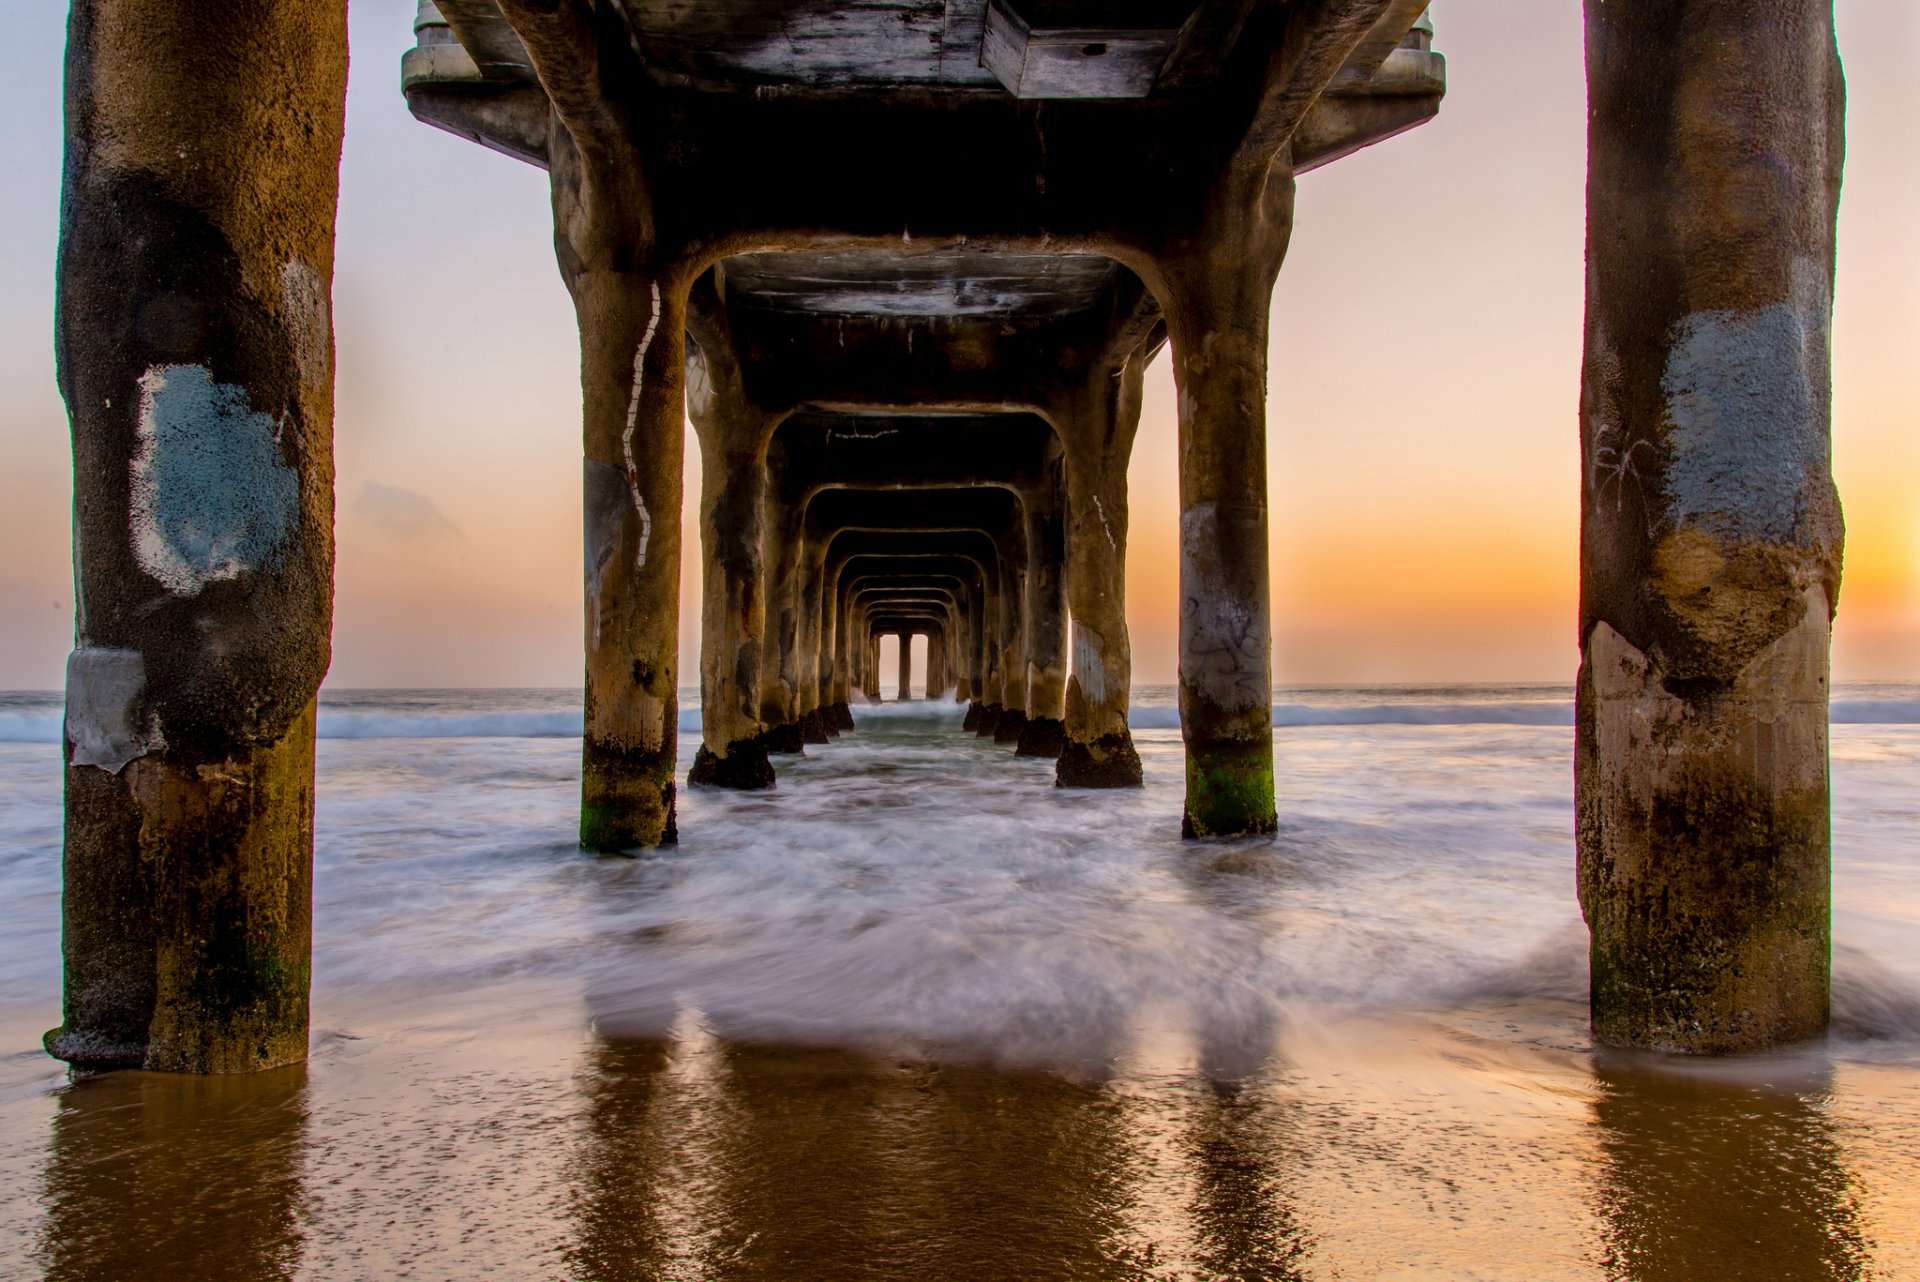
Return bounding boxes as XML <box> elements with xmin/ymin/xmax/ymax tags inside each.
<box><xmin>1</xmin><ymin>696</ymin><xmax>1916</xmax><ymax>1279</ymax></box>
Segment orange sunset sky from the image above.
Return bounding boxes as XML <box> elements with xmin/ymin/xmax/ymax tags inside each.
<box><xmin>0</xmin><ymin>1</ymin><xmax>1914</xmax><ymax>689</ymax></box>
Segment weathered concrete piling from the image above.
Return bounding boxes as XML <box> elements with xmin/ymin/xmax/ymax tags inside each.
<box><xmin>52</xmin><ymin>0</ymin><xmax>347</xmax><ymax>1072</ymax></box>
<box><xmin>62</xmin><ymin>0</ymin><xmax>1848</xmax><ymax>1072</ymax></box>
<box><xmin>1577</xmin><ymin>0</ymin><xmax>1845</xmax><ymax>1053</ymax></box>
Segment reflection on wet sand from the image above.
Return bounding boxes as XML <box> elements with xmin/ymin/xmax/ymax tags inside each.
<box><xmin>1590</xmin><ymin>1056</ymin><xmax>1869</xmax><ymax>1282</ymax></box>
<box><xmin>38</xmin><ymin>1065</ymin><xmax>307</xmax><ymax>1282</ymax></box>
<box><xmin>567</xmin><ymin>1027</ymin><xmax>1314</xmax><ymax>1281</ymax></box>
<box><xmin>1177</xmin><ymin>1085</ymin><xmax>1313</xmax><ymax>1281</ymax></box>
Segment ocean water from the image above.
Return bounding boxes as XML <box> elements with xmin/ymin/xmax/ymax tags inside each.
<box><xmin>0</xmin><ymin>684</ymin><xmax>1917</xmax><ymax>1280</ymax></box>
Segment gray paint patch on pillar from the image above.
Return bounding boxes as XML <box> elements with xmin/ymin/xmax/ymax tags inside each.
<box><xmin>66</xmin><ymin>647</ymin><xmax>163</xmax><ymax>773</ymax></box>
<box><xmin>130</xmin><ymin>364</ymin><xmax>300</xmax><ymax>596</ymax></box>
<box><xmin>1660</xmin><ymin>266</ymin><xmax>1830</xmax><ymax>543</ymax></box>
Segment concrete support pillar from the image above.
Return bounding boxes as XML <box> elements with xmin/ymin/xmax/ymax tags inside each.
<box><xmin>574</xmin><ymin>264</ymin><xmax>687</xmax><ymax>849</ymax></box>
<box><xmin>1577</xmin><ymin>0</ymin><xmax>1845</xmax><ymax>1053</ymax></box>
<box><xmin>758</xmin><ymin>487</ymin><xmax>805</xmax><ymax>752</ymax></box>
<box><xmin>953</xmin><ymin>589</ymin><xmax>974</xmax><ymax>703</ymax></box>
<box><xmin>49</xmin><ymin>0</ymin><xmax>347</xmax><ymax>1071</ymax></box>
<box><xmin>973</xmin><ymin>574</ymin><xmax>1008</xmax><ymax>737</ymax></box>
<box><xmin>817</xmin><ymin>567</ymin><xmax>845</xmax><ymax>733</ymax></box>
<box><xmin>685</xmin><ymin>345</ymin><xmax>774</xmax><ymax>790</ymax></box>
<box><xmin>825</xmin><ymin>570</ymin><xmax>855</xmax><ymax>729</ymax></box>
<box><xmin>992</xmin><ymin>528</ymin><xmax>1031</xmax><ymax>743</ymax></box>
<box><xmin>1015</xmin><ymin>474</ymin><xmax>1069</xmax><ymax>758</ymax></box>
<box><xmin>863</xmin><ymin>631</ymin><xmax>883</xmax><ymax>702</ymax></box>
<box><xmin>925</xmin><ymin>629</ymin><xmax>944</xmax><ymax>701</ymax></box>
<box><xmin>896</xmin><ymin>631</ymin><xmax>914</xmax><ymax>701</ymax></box>
<box><xmin>962</xmin><ymin>583</ymin><xmax>989</xmax><ymax>726</ymax></box>
<box><xmin>1160</xmin><ymin>171</ymin><xmax>1292</xmax><ymax>836</ymax></box>
<box><xmin>797</xmin><ymin>547</ymin><xmax>832</xmax><ymax>743</ymax></box>
<box><xmin>1057</xmin><ymin>357</ymin><xmax>1145</xmax><ymax>787</ymax></box>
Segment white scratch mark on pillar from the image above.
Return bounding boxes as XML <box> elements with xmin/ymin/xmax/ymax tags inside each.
<box><xmin>622</xmin><ymin>282</ymin><xmax>662</xmax><ymax>568</ymax></box>
<box><xmin>1092</xmin><ymin>494</ymin><xmax>1115</xmax><ymax>549</ymax></box>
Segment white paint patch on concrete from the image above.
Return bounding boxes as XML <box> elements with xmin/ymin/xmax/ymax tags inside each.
<box><xmin>1661</xmin><ymin>261</ymin><xmax>1830</xmax><ymax>542</ymax></box>
<box><xmin>622</xmin><ymin>282</ymin><xmax>663</xmax><ymax>569</ymax></box>
<box><xmin>1587</xmin><ymin>584</ymin><xmax>1831</xmax><ymax>819</ymax></box>
<box><xmin>280</xmin><ymin>258</ymin><xmax>331</xmax><ymax>387</ymax></box>
<box><xmin>131</xmin><ymin>364</ymin><xmax>300</xmax><ymax>595</ymax></box>
<box><xmin>66</xmin><ymin>647</ymin><xmax>163</xmax><ymax>773</ymax></box>
<box><xmin>1071</xmin><ymin>623</ymin><xmax>1107</xmax><ymax>706</ymax></box>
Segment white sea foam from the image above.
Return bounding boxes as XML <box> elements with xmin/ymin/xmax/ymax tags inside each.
<box><xmin>3</xmin><ymin>691</ymin><xmax>1919</xmax><ymax>1084</ymax></box>
<box><xmin>286</xmin><ymin>704</ymin><xmax>1920</xmax><ymax>1071</ymax></box>
<box><xmin>7</xmin><ymin>693</ymin><xmax>1920</xmax><ymax>742</ymax></box>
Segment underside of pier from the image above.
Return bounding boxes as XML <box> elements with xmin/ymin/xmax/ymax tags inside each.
<box><xmin>49</xmin><ymin>0</ymin><xmax>1846</xmax><ymax>1072</ymax></box>
<box><xmin>404</xmin><ymin>0</ymin><xmax>1447</xmax><ymax>845</ymax></box>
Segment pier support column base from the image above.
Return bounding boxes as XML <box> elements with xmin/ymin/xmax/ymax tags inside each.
<box><xmin>1014</xmin><ymin>717</ymin><xmax>1066</xmax><ymax>759</ymax></box>
<box><xmin>49</xmin><ymin>701</ymin><xmax>320</xmax><ymax>1075</ymax></box>
<box><xmin>1056</xmin><ymin>732</ymin><xmax>1143</xmax><ymax>789</ymax></box>
<box><xmin>687</xmin><ymin>737</ymin><xmax>776</xmax><ymax>790</ymax></box>
<box><xmin>582</xmin><ymin>743</ymin><xmax>678</xmax><ymax>851</ymax></box>
<box><xmin>799</xmin><ymin>709</ymin><xmax>832</xmax><ymax>745</ymax></box>
<box><xmin>962</xmin><ymin>702</ymin><xmax>983</xmax><ymax>733</ymax></box>
<box><xmin>1182</xmin><ymin>740</ymin><xmax>1278</xmax><ymax>838</ymax></box>
<box><xmin>972</xmin><ymin>704</ymin><xmax>1003</xmax><ymax>738</ymax></box>
<box><xmin>763</xmin><ymin>722</ymin><xmax>806</xmax><ymax>755</ymax></box>
<box><xmin>1579</xmin><ymin>603</ymin><xmax>1832</xmax><ymax>1054</ymax></box>
<box><xmin>993</xmin><ymin>709</ymin><xmax>1028</xmax><ymax>744</ymax></box>
<box><xmin>827</xmin><ymin>702</ymin><xmax>856</xmax><ymax>732</ymax></box>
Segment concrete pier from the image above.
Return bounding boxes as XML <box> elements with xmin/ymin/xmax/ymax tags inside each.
<box><xmin>50</xmin><ymin>0</ymin><xmax>347</xmax><ymax>1071</ymax></box>
<box><xmin>1577</xmin><ymin>0</ymin><xmax>1845</xmax><ymax>1053</ymax></box>
<box><xmin>47</xmin><ymin>0</ymin><xmax>1860</xmax><ymax>1074</ymax></box>
<box><xmin>398</xmin><ymin>0</ymin><xmax>1448</xmax><ymax>842</ymax></box>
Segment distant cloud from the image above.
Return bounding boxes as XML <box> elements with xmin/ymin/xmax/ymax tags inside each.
<box><xmin>352</xmin><ymin>481</ymin><xmax>461</xmax><ymax>541</ymax></box>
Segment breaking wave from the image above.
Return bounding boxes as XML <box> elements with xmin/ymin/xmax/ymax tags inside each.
<box><xmin>2</xmin><ymin>690</ymin><xmax>1917</xmax><ymax>742</ymax></box>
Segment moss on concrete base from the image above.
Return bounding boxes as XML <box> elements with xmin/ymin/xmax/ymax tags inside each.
<box><xmin>1182</xmin><ymin>739</ymin><xmax>1277</xmax><ymax>838</ymax></box>
<box><xmin>581</xmin><ymin>740</ymin><xmax>677</xmax><ymax>851</ymax></box>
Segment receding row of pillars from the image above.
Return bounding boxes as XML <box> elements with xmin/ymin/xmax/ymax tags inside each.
<box><xmin>48</xmin><ymin>0</ymin><xmax>1847</xmax><ymax>1070</ymax></box>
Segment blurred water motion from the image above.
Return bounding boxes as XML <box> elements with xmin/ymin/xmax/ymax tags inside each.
<box><xmin>1</xmin><ymin>689</ymin><xmax>1915</xmax><ymax>1278</ymax></box>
